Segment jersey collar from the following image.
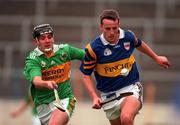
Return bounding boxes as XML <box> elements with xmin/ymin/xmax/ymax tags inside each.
<box><xmin>100</xmin><ymin>28</ymin><xmax>125</xmax><ymax>46</ymax></box>
<box><xmin>34</xmin><ymin>44</ymin><xmax>60</xmax><ymax>56</ymax></box>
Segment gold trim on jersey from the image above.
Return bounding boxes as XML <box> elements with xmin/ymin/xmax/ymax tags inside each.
<box><xmin>84</xmin><ymin>60</ymin><xmax>96</xmax><ymax>65</ymax></box>
<box><xmin>68</xmin><ymin>97</ymin><xmax>76</xmax><ymax>116</ymax></box>
<box><xmin>86</xmin><ymin>44</ymin><xmax>97</xmax><ymax>60</ymax></box>
<box><xmin>95</xmin><ymin>55</ymin><xmax>135</xmax><ymax>77</ymax></box>
<box><xmin>84</xmin><ymin>64</ymin><xmax>96</xmax><ymax>69</ymax></box>
<box><xmin>42</xmin><ymin>62</ymin><xmax>71</xmax><ymax>84</ymax></box>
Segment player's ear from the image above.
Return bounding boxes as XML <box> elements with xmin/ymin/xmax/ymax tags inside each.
<box><xmin>99</xmin><ymin>24</ymin><xmax>103</xmax><ymax>31</ymax></box>
<box><xmin>32</xmin><ymin>39</ymin><xmax>37</xmax><ymax>45</ymax></box>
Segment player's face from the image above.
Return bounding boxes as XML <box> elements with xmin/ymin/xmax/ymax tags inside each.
<box><xmin>35</xmin><ymin>33</ymin><xmax>54</xmax><ymax>52</ymax></box>
<box><xmin>100</xmin><ymin>19</ymin><xmax>119</xmax><ymax>44</ymax></box>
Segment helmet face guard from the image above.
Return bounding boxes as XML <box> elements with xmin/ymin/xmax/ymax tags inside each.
<box><xmin>32</xmin><ymin>24</ymin><xmax>53</xmax><ymax>38</ymax></box>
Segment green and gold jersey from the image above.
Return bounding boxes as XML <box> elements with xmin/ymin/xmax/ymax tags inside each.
<box><xmin>24</xmin><ymin>44</ymin><xmax>85</xmax><ymax>107</ymax></box>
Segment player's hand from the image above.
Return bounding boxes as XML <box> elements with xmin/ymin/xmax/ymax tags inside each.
<box><xmin>10</xmin><ymin>111</ymin><xmax>19</xmax><ymax>118</ymax></box>
<box><xmin>92</xmin><ymin>97</ymin><xmax>102</xmax><ymax>109</ymax></box>
<box><xmin>155</xmin><ymin>56</ymin><xmax>171</xmax><ymax>69</ymax></box>
<box><xmin>46</xmin><ymin>81</ymin><xmax>58</xmax><ymax>90</ymax></box>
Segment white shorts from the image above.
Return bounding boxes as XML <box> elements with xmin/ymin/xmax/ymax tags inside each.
<box><xmin>100</xmin><ymin>82</ymin><xmax>143</xmax><ymax>120</ymax></box>
<box><xmin>37</xmin><ymin>97</ymin><xmax>76</xmax><ymax>125</ymax></box>
<box><xmin>32</xmin><ymin>115</ymin><xmax>41</xmax><ymax>125</ymax></box>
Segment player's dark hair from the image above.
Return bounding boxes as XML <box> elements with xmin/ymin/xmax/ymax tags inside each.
<box><xmin>100</xmin><ymin>9</ymin><xmax>120</xmax><ymax>24</ymax></box>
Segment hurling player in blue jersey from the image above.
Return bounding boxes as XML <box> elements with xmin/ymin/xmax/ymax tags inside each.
<box><xmin>80</xmin><ymin>9</ymin><xmax>170</xmax><ymax>125</ymax></box>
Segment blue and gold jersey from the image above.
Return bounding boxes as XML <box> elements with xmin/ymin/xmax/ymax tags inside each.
<box><xmin>80</xmin><ymin>29</ymin><xmax>142</xmax><ymax>92</ymax></box>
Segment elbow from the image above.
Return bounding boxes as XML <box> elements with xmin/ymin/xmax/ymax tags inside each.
<box><xmin>82</xmin><ymin>73</ymin><xmax>90</xmax><ymax>80</ymax></box>
<box><xmin>32</xmin><ymin>76</ymin><xmax>43</xmax><ymax>88</ymax></box>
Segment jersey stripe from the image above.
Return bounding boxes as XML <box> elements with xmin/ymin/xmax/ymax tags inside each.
<box><xmin>42</xmin><ymin>62</ymin><xmax>71</xmax><ymax>83</ymax></box>
<box><xmin>86</xmin><ymin>44</ymin><xmax>97</xmax><ymax>60</ymax></box>
<box><xmin>95</xmin><ymin>55</ymin><xmax>135</xmax><ymax>77</ymax></box>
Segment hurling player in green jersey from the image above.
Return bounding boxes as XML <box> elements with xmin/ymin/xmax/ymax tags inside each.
<box><xmin>23</xmin><ymin>24</ymin><xmax>85</xmax><ymax>125</ymax></box>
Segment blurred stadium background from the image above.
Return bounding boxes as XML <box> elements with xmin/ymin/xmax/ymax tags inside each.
<box><xmin>0</xmin><ymin>0</ymin><xmax>180</xmax><ymax>124</ymax></box>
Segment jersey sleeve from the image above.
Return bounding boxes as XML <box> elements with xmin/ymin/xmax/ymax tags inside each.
<box><xmin>80</xmin><ymin>43</ymin><xmax>97</xmax><ymax>75</ymax></box>
<box><xmin>23</xmin><ymin>55</ymin><xmax>42</xmax><ymax>82</ymax></box>
<box><xmin>68</xmin><ymin>44</ymin><xmax>85</xmax><ymax>60</ymax></box>
<box><xmin>128</xmin><ymin>30</ymin><xmax>142</xmax><ymax>48</ymax></box>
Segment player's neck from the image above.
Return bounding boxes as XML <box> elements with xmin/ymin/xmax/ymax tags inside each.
<box><xmin>44</xmin><ymin>50</ymin><xmax>54</xmax><ymax>58</ymax></box>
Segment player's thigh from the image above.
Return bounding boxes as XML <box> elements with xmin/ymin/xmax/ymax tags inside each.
<box><xmin>48</xmin><ymin>109</ymin><xmax>69</xmax><ymax>125</ymax></box>
<box><xmin>121</xmin><ymin>96</ymin><xmax>141</xmax><ymax>118</ymax></box>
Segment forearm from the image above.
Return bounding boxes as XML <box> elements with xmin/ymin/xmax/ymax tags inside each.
<box><xmin>33</xmin><ymin>76</ymin><xmax>58</xmax><ymax>89</ymax></box>
<box><xmin>33</xmin><ymin>76</ymin><xmax>47</xmax><ymax>88</ymax></box>
<box><xmin>82</xmin><ymin>74</ymin><xmax>99</xmax><ymax>100</ymax></box>
<box><xmin>10</xmin><ymin>101</ymin><xmax>29</xmax><ymax>118</ymax></box>
<box><xmin>137</xmin><ymin>41</ymin><xmax>158</xmax><ymax>61</ymax></box>
<box><xmin>17</xmin><ymin>101</ymin><xmax>29</xmax><ymax>113</ymax></box>
<box><xmin>136</xmin><ymin>41</ymin><xmax>170</xmax><ymax>68</ymax></box>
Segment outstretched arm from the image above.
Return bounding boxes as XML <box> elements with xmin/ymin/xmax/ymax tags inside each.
<box><xmin>81</xmin><ymin>73</ymin><xmax>102</xmax><ymax>109</ymax></box>
<box><xmin>10</xmin><ymin>100</ymin><xmax>29</xmax><ymax>118</ymax></box>
<box><xmin>136</xmin><ymin>41</ymin><xmax>170</xmax><ymax>69</ymax></box>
